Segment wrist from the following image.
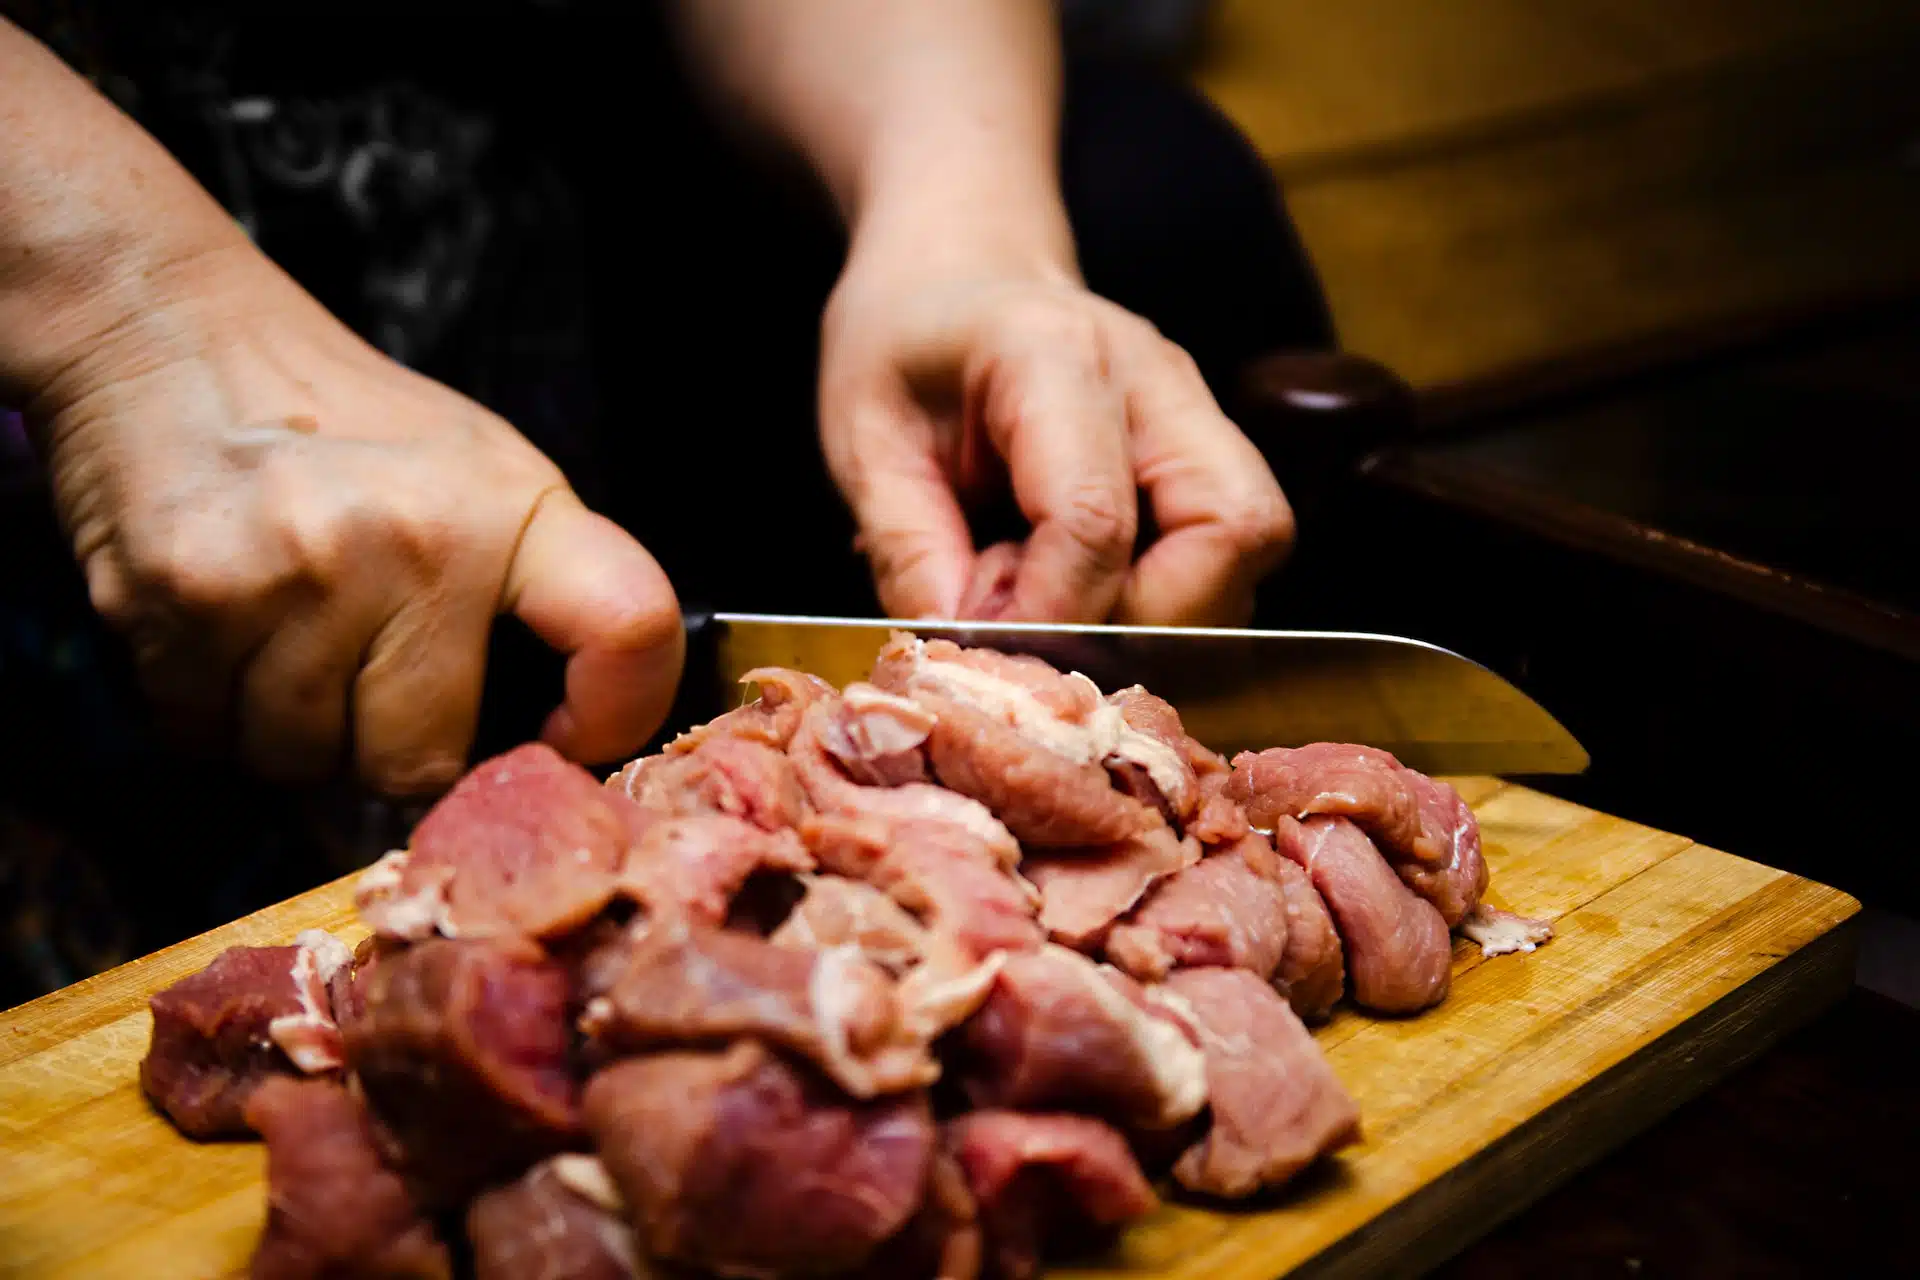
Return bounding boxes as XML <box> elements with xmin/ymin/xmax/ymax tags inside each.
<box><xmin>842</xmin><ymin>142</ymin><xmax>1080</xmax><ymax>293</ymax></box>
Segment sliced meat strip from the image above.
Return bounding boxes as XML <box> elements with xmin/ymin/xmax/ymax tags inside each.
<box><xmin>946</xmin><ymin>1111</ymin><xmax>1158</xmax><ymax>1280</ymax></box>
<box><xmin>1459</xmin><ymin>903</ymin><xmax>1555</xmax><ymax>957</ymax></box>
<box><xmin>356</xmin><ymin>742</ymin><xmax>649</xmax><ymax>943</ymax></box>
<box><xmin>245</xmin><ymin>1077</ymin><xmax>450</xmax><ymax>1280</ymax></box>
<box><xmin>1275</xmin><ymin>816</ymin><xmax>1452</xmax><ymax>1014</ymax></box>
<box><xmin>873</xmin><ymin>633</ymin><xmax>1106</xmax><ymax>724</ymax></box>
<box><xmin>1227</xmin><ymin>745</ymin><xmax>1490</xmax><ymax>925</ymax></box>
<box><xmin>1103</xmin><ymin>832</ymin><xmax>1290</xmax><ymax>983</ymax></box>
<box><xmin>1271</xmin><ymin>854</ymin><xmax>1346</xmax><ymax>1020</ymax></box>
<box><xmin>468</xmin><ymin>1155</ymin><xmax>640</xmax><ymax>1280</ymax></box>
<box><xmin>610</xmin><ymin>734</ymin><xmax>808</xmax><ymax>832</ymax></box>
<box><xmin>140</xmin><ymin>935</ymin><xmax>350</xmax><ymax>1140</ymax></box>
<box><xmin>664</xmin><ymin>666</ymin><xmax>838</xmax><ymax>755</ymax></box>
<box><xmin>344</xmin><ymin>936</ymin><xmax>580</xmax><ymax>1206</ymax></box>
<box><xmin>791</xmin><ymin>696</ymin><xmax>1022</xmax><ymax>866</ymax></box>
<box><xmin>802</xmin><ymin>813</ymin><xmax>1044</xmax><ymax>961</ymax></box>
<box><xmin>615</xmin><ymin>812</ymin><xmax>813</xmax><ymax>926</ymax></box>
<box><xmin>1024</xmin><ymin>825</ymin><xmax>1200</xmax><ymax>952</ymax></box>
<box><xmin>1151</xmin><ymin>968</ymin><xmax>1360</xmax><ymax>1198</ymax></box>
<box><xmin>955</xmin><ymin>944</ymin><xmax>1207</xmax><ymax>1130</ymax></box>
<box><xmin>578</xmin><ymin>916</ymin><xmax>937</xmax><ymax>1098</ymax></box>
<box><xmin>584</xmin><ymin>1042</ymin><xmax>934</xmax><ymax>1278</ymax></box>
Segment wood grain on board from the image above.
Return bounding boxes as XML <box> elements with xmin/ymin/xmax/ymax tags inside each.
<box><xmin>0</xmin><ymin>781</ymin><xmax>1858</xmax><ymax>1280</ymax></box>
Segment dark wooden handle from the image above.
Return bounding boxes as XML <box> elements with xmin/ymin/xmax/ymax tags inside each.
<box><xmin>1231</xmin><ymin>350</ymin><xmax>1417</xmax><ymax>523</ymax></box>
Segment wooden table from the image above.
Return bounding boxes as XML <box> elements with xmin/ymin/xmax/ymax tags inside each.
<box><xmin>0</xmin><ymin>780</ymin><xmax>1860</xmax><ymax>1279</ymax></box>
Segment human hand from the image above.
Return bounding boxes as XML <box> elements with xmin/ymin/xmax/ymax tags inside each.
<box><xmin>28</xmin><ymin>247</ymin><xmax>682</xmax><ymax>795</ymax></box>
<box><xmin>819</xmin><ymin>250</ymin><xmax>1294</xmax><ymax>626</ymax></box>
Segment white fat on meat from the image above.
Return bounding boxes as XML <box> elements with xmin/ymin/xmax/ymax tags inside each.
<box><xmin>354</xmin><ymin>849</ymin><xmax>459</xmax><ymax>940</ymax></box>
<box><xmin>837</xmin><ymin>683</ymin><xmax>937</xmax><ymax>754</ymax></box>
<box><xmin>897</xmin><ymin>637</ymin><xmax>1121</xmax><ymax>764</ymax></box>
<box><xmin>1103</xmin><ymin>723</ymin><xmax>1193</xmax><ymax>811</ymax></box>
<box><xmin>1458</xmin><ymin>904</ymin><xmax>1555</xmax><ymax>957</ymax></box>
<box><xmin>543</xmin><ymin>1154</ymin><xmax>648</xmax><ymax>1277</ymax></box>
<box><xmin>809</xmin><ymin>943</ymin><xmax>941</xmax><ymax>1097</ymax></box>
<box><xmin>266</xmin><ymin>930</ymin><xmax>350</xmax><ymax>1073</ymax></box>
<box><xmin>1077</xmin><ymin>953</ymin><xmax>1209</xmax><ymax>1128</ymax></box>
<box><xmin>898</xmin><ymin>949</ymin><xmax>1006</xmax><ymax>1040</ymax></box>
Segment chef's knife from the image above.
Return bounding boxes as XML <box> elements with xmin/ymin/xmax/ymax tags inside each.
<box><xmin>669</xmin><ymin>612</ymin><xmax>1588</xmax><ymax>777</ymax></box>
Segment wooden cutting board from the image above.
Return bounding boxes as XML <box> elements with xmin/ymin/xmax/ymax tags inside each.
<box><xmin>0</xmin><ymin>780</ymin><xmax>1858</xmax><ymax>1280</ymax></box>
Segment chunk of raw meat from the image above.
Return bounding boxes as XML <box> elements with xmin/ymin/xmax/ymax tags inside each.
<box><xmin>871</xmin><ymin>634</ymin><xmax>1160</xmax><ymax>847</ymax></box>
<box><xmin>1186</xmin><ymin>772</ymin><xmax>1253</xmax><ymax>847</ymax></box>
<box><xmin>1024</xmin><ymin>825</ymin><xmax>1200</xmax><ymax>952</ymax></box>
<box><xmin>245</xmin><ymin>1077</ymin><xmax>450</xmax><ymax>1280</ymax></box>
<box><xmin>1227</xmin><ymin>746</ymin><xmax>1490</xmax><ymax>924</ymax></box>
<box><xmin>344</xmin><ymin>937</ymin><xmax>580</xmax><ymax>1205</ymax></box>
<box><xmin>579</xmin><ymin>916</ymin><xmax>938</xmax><ymax>1098</ymax></box>
<box><xmin>616</xmin><ymin>813</ymin><xmax>813</xmax><ymax>925</ymax></box>
<box><xmin>665</xmin><ymin>666</ymin><xmax>838</xmax><ymax>755</ymax></box>
<box><xmin>1271</xmin><ymin>855</ymin><xmax>1346</xmax><ymax>1020</ymax></box>
<box><xmin>467</xmin><ymin>1155</ymin><xmax>640</xmax><ymax>1280</ymax></box>
<box><xmin>818</xmin><ymin>683</ymin><xmax>938</xmax><ymax>786</ymax></box>
<box><xmin>1103</xmin><ymin>833</ymin><xmax>1290</xmax><ymax>982</ymax></box>
<box><xmin>846</xmin><ymin>1145</ymin><xmax>982</xmax><ymax>1280</ymax></box>
<box><xmin>1149</xmin><ymin>968</ymin><xmax>1360</xmax><ymax>1198</ymax></box>
<box><xmin>584</xmin><ymin>1042</ymin><xmax>934</xmax><ymax>1277</ymax></box>
<box><xmin>610</xmin><ymin>734</ymin><xmax>808</xmax><ymax>832</ymax></box>
<box><xmin>790</xmin><ymin>696</ymin><xmax>1022</xmax><ymax>866</ymax></box>
<box><xmin>802</xmin><ymin>813</ymin><xmax>1044</xmax><ymax>961</ymax></box>
<box><xmin>1275</xmin><ymin>816</ymin><xmax>1452</xmax><ymax>1014</ymax></box>
<box><xmin>1459</xmin><ymin>903</ymin><xmax>1555</xmax><ymax>957</ymax></box>
<box><xmin>771</xmin><ymin>872</ymin><xmax>934</xmax><ymax>972</ymax></box>
<box><xmin>356</xmin><ymin>743</ymin><xmax>650</xmax><ymax>942</ymax></box>
<box><xmin>946</xmin><ymin>1111</ymin><xmax>1158</xmax><ymax>1280</ymax></box>
<box><xmin>955</xmin><ymin>945</ymin><xmax>1207</xmax><ymax>1130</ymax></box>
<box><xmin>1103</xmin><ymin>685</ymin><xmax>1231</xmax><ymax>825</ymax></box>
<box><xmin>141</xmin><ymin>933</ymin><xmax>351</xmax><ymax>1140</ymax></box>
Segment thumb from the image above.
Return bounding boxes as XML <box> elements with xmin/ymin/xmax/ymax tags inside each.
<box><xmin>501</xmin><ymin>489</ymin><xmax>684</xmax><ymax>765</ymax></box>
<box><xmin>840</xmin><ymin>417</ymin><xmax>975</xmax><ymax>620</ymax></box>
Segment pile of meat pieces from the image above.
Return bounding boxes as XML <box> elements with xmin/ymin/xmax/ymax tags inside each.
<box><xmin>138</xmin><ymin>632</ymin><xmax>1549</xmax><ymax>1280</ymax></box>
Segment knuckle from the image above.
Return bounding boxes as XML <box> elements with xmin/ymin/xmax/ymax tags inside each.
<box><xmin>1219</xmin><ymin>485</ymin><xmax>1297</xmax><ymax>559</ymax></box>
<box><xmin>1006</xmin><ymin>295</ymin><xmax>1105</xmax><ymax>357</ymax></box>
<box><xmin>598</xmin><ymin>593</ymin><xmax>684</xmax><ymax>657</ymax></box>
<box><xmin>364</xmin><ymin>748</ymin><xmax>464</xmax><ymax>799</ymax></box>
<box><xmin>1060</xmin><ymin>480</ymin><xmax>1136</xmax><ymax>562</ymax></box>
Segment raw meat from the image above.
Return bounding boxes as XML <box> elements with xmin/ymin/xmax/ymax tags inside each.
<box><xmin>610</xmin><ymin>734</ymin><xmax>808</xmax><ymax>832</ymax></box>
<box><xmin>845</xmin><ymin>1145</ymin><xmax>983</xmax><ymax>1280</ymax></box>
<box><xmin>955</xmin><ymin>944</ymin><xmax>1207</xmax><ymax>1130</ymax></box>
<box><xmin>1150</xmin><ymin>968</ymin><xmax>1360</xmax><ymax>1197</ymax></box>
<box><xmin>1226</xmin><ymin>745</ymin><xmax>1490</xmax><ymax>923</ymax></box>
<box><xmin>615</xmin><ymin>813</ymin><xmax>813</xmax><ymax>926</ymax></box>
<box><xmin>1103</xmin><ymin>685</ymin><xmax>1230</xmax><ymax>824</ymax></box>
<box><xmin>1103</xmin><ymin>832</ymin><xmax>1291</xmax><ymax>982</ymax></box>
<box><xmin>1459</xmin><ymin>903</ymin><xmax>1555</xmax><ymax>957</ymax></box>
<box><xmin>467</xmin><ymin>1155</ymin><xmax>640</xmax><ymax>1280</ymax></box>
<box><xmin>245</xmin><ymin>1077</ymin><xmax>450</xmax><ymax>1280</ymax></box>
<box><xmin>771</xmin><ymin>872</ymin><xmax>934</xmax><ymax>973</ymax></box>
<box><xmin>1271</xmin><ymin>855</ymin><xmax>1347</xmax><ymax>1021</ymax></box>
<box><xmin>356</xmin><ymin>742</ymin><xmax>649</xmax><ymax>942</ymax></box>
<box><xmin>946</xmin><ymin>1111</ymin><xmax>1158</xmax><ymax>1280</ymax></box>
<box><xmin>801</xmin><ymin>813</ymin><xmax>1044</xmax><ymax>961</ymax></box>
<box><xmin>1024</xmin><ymin>825</ymin><xmax>1201</xmax><ymax>952</ymax></box>
<box><xmin>817</xmin><ymin>682</ymin><xmax>938</xmax><ymax>786</ymax></box>
<box><xmin>1185</xmin><ymin>772</ymin><xmax>1251</xmax><ymax>847</ymax></box>
<box><xmin>344</xmin><ymin>936</ymin><xmax>580</xmax><ymax>1205</ymax></box>
<box><xmin>1276</xmin><ymin>816</ymin><xmax>1452</xmax><ymax>1014</ymax></box>
<box><xmin>583</xmin><ymin>1041</ymin><xmax>933</xmax><ymax>1277</ymax></box>
<box><xmin>140</xmin><ymin>933</ymin><xmax>350</xmax><ymax>1140</ymax></box>
<box><xmin>665</xmin><ymin>666</ymin><xmax>838</xmax><ymax>755</ymax></box>
<box><xmin>578</xmin><ymin>915</ymin><xmax>938</xmax><ymax>1098</ymax></box>
<box><xmin>790</xmin><ymin>696</ymin><xmax>1022</xmax><ymax>866</ymax></box>
<box><xmin>872</xmin><ymin>633</ymin><xmax>1161</xmax><ymax>847</ymax></box>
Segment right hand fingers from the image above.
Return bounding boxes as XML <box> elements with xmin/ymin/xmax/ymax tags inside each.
<box><xmin>500</xmin><ymin>489</ymin><xmax>684</xmax><ymax>768</ymax></box>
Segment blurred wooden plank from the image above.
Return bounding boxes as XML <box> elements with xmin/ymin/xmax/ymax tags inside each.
<box><xmin>1191</xmin><ymin>1</ymin><xmax>1920</xmax><ymax>392</ymax></box>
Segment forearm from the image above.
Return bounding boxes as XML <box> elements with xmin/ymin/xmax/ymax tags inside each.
<box><xmin>673</xmin><ymin>0</ymin><xmax>1077</xmax><ymax>279</ymax></box>
<box><xmin>0</xmin><ymin>20</ymin><xmax>253</xmax><ymax>408</ymax></box>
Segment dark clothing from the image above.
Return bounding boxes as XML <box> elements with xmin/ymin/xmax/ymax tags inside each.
<box><xmin>0</xmin><ymin>3</ymin><xmax>1332</xmax><ymax>1003</ymax></box>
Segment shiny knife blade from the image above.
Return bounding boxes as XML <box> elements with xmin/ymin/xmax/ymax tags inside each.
<box><xmin>685</xmin><ymin>612</ymin><xmax>1588</xmax><ymax>777</ymax></box>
